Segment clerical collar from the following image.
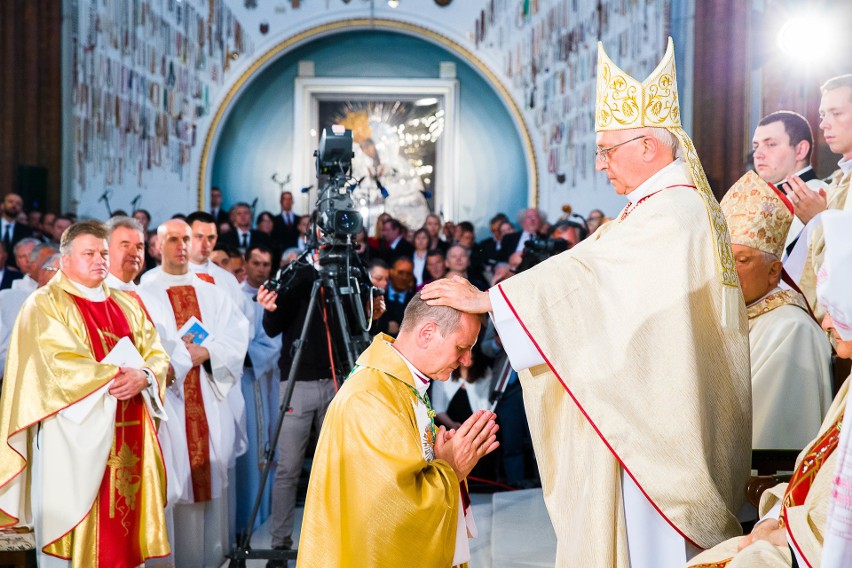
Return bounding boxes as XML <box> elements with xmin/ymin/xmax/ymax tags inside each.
<box><xmin>839</xmin><ymin>156</ymin><xmax>852</xmax><ymax>175</ymax></box>
<box><xmin>388</xmin><ymin>342</ymin><xmax>431</xmax><ymax>395</ymax></box>
<box><xmin>159</xmin><ymin>270</ymin><xmax>197</xmax><ymax>286</ymax></box>
<box><xmin>105</xmin><ymin>273</ymin><xmax>136</xmax><ymax>291</ymax></box>
<box><xmin>68</xmin><ymin>276</ymin><xmax>106</xmax><ymax>301</ymax></box>
<box><xmin>625</xmin><ymin>158</ymin><xmax>684</xmax><ymax>204</ymax></box>
<box><xmin>189</xmin><ymin>260</ymin><xmax>209</xmax><ymax>273</ymax></box>
<box><xmin>780</xmin><ymin>166</ymin><xmax>817</xmax><ymax>185</ymax></box>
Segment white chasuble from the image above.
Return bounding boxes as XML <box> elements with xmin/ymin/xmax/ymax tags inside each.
<box><xmin>747</xmin><ymin>288</ymin><xmax>833</xmax><ymax>450</ymax></box>
<box><xmin>491</xmin><ymin>161</ymin><xmax>751</xmax><ymax>567</ymax></box>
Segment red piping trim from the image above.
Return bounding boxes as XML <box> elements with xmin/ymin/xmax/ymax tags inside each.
<box><xmin>784</xmin><ymin>509</ymin><xmax>813</xmax><ymax>568</ymax></box>
<box><xmin>497</xmin><ymin>284</ymin><xmax>702</xmax><ymax>549</ymax></box>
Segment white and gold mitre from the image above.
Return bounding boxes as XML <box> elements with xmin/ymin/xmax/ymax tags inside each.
<box><xmin>596</xmin><ymin>37</ymin><xmax>680</xmax><ymax>132</ymax></box>
<box><xmin>721</xmin><ymin>171</ymin><xmax>794</xmax><ymax>260</ymax></box>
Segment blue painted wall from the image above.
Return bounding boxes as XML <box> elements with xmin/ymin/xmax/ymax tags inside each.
<box><xmin>211</xmin><ymin>30</ymin><xmax>528</xmax><ymax>237</ymax></box>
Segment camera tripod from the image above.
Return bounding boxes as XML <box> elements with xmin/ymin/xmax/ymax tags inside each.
<box><xmin>228</xmin><ymin>246</ymin><xmax>373</xmax><ymax>567</ymax></box>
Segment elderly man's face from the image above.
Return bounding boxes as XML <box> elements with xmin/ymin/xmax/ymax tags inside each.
<box><xmin>823</xmin><ymin>313</ymin><xmax>852</xmax><ymax>360</ymax></box>
<box><xmin>733</xmin><ymin>244</ymin><xmax>780</xmax><ymax>305</ymax></box>
<box><xmin>595</xmin><ymin>130</ymin><xmax>650</xmax><ymax>195</ymax></box>
<box><xmin>15</xmin><ymin>242</ymin><xmax>36</xmax><ymax>274</ymax></box>
<box><xmin>520</xmin><ymin>210</ymin><xmax>542</xmax><ymax>234</ymax></box>
<box><xmin>62</xmin><ymin>234</ymin><xmax>109</xmax><ymax>288</ymax></box>
<box><xmin>422</xmin><ymin>313</ymin><xmax>481</xmax><ymax>381</ymax></box>
<box><xmin>109</xmin><ymin>227</ymin><xmax>145</xmax><ymax>283</ymax></box>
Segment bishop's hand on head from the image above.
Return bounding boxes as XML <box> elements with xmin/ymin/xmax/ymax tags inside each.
<box><xmin>421</xmin><ymin>275</ymin><xmax>493</xmax><ymax>314</ymax></box>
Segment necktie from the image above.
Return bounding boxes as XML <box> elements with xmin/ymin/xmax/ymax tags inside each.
<box><xmin>286</xmin><ymin>213</ymin><xmax>292</xmax><ymax>227</ymax></box>
<box><xmin>2</xmin><ymin>224</ymin><xmax>11</xmax><ymax>248</ymax></box>
<box><xmin>241</xmin><ymin>232</ymin><xmax>249</xmax><ymax>248</ymax></box>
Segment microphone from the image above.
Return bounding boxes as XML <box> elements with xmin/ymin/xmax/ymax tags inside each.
<box><xmin>130</xmin><ymin>194</ymin><xmax>142</xmax><ymax>211</ymax></box>
<box><xmin>421</xmin><ymin>190</ymin><xmax>433</xmax><ymax>199</ymax></box>
<box><xmin>98</xmin><ymin>189</ymin><xmax>112</xmax><ymax>203</ymax></box>
<box><xmin>300</xmin><ymin>185</ymin><xmax>313</xmax><ymax>194</ymax></box>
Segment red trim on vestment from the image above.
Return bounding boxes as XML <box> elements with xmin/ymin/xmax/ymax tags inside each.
<box><xmin>770</xmin><ymin>183</ymin><xmax>795</xmax><ymax>214</ymax></box>
<box><xmin>784</xmin><ymin>509</ymin><xmax>814</xmax><ymax>568</ymax></box>
<box><xmin>497</xmin><ymin>284</ymin><xmax>702</xmax><ymax>550</ymax></box>
<box><xmin>195</xmin><ymin>272</ymin><xmax>215</xmax><ymax>284</ymax></box>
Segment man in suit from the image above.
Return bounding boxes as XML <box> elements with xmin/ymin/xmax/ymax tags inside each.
<box><xmin>373</xmin><ymin>256</ymin><xmax>415</xmax><ymax>337</ymax></box>
<box><xmin>0</xmin><ymin>241</ymin><xmax>22</xmax><ymax>290</ymax></box>
<box><xmin>380</xmin><ymin>217</ymin><xmax>414</xmax><ymax>265</ymax></box>
<box><xmin>497</xmin><ymin>208</ymin><xmax>545</xmax><ymax>263</ymax></box>
<box><xmin>210</xmin><ymin>187</ymin><xmax>230</xmax><ymax>227</ymax></box>
<box><xmin>1</xmin><ymin>193</ymin><xmax>33</xmax><ymax>270</ymax></box>
<box><xmin>219</xmin><ymin>202</ymin><xmax>271</xmax><ymax>253</ymax></box>
<box><xmin>271</xmin><ymin>191</ymin><xmax>302</xmax><ymax>250</ymax></box>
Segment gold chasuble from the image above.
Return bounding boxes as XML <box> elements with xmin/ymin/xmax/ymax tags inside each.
<box><xmin>297</xmin><ymin>335</ymin><xmax>462</xmax><ymax>568</ymax></box>
<box><xmin>0</xmin><ymin>272</ymin><xmax>170</xmax><ymax>567</ymax></box>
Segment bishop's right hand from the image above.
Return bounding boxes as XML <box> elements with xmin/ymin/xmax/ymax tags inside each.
<box><xmin>421</xmin><ymin>275</ymin><xmax>493</xmax><ymax>314</ymax></box>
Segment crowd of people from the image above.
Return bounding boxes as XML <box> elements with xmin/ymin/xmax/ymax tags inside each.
<box><xmin>0</xmin><ymin>37</ymin><xmax>850</xmax><ymax>568</ymax></box>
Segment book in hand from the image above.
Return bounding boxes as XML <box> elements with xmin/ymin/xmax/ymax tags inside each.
<box><xmin>177</xmin><ymin>315</ymin><xmax>210</xmax><ymax>346</ymax></box>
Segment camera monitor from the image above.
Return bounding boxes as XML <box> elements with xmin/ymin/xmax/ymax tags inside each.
<box><xmin>316</xmin><ymin>126</ymin><xmax>354</xmax><ymax>177</ymax></box>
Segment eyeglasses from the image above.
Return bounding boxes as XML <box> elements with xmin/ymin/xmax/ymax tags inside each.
<box><xmin>594</xmin><ymin>135</ymin><xmax>646</xmax><ymax>163</ymax></box>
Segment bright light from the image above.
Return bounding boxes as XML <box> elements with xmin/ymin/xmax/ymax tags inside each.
<box><xmin>309</xmin><ymin>129</ymin><xmax>317</xmax><ymax>137</ymax></box>
<box><xmin>415</xmin><ymin>97</ymin><xmax>438</xmax><ymax>107</ymax></box>
<box><xmin>777</xmin><ymin>14</ymin><xmax>839</xmax><ymax>65</ymax></box>
<box><xmin>387</xmin><ymin>0</ymin><xmax>399</xmax><ymax>7</ymax></box>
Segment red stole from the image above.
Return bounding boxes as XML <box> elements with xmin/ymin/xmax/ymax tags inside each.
<box><xmin>123</xmin><ymin>289</ymin><xmax>153</xmax><ymax>322</ymax></box>
<box><xmin>69</xmin><ymin>294</ymin><xmax>146</xmax><ymax>568</ymax></box>
<box><xmin>195</xmin><ymin>272</ymin><xmax>215</xmax><ymax>284</ymax></box>
<box><xmin>165</xmin><ymin>285</ymin><xmax>212</xmax><ymax>502</ymax></box>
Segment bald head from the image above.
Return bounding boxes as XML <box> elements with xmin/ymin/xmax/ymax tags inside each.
<box><xmin>158</xmin><ymin>219</ymin><xmax>192</xmax><ymax>275</ymax></box>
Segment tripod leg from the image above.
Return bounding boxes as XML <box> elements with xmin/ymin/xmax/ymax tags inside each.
<box><xmin>234</xmin><ymin>280</ymin><xmax>323</xmax><ymax>554</ymax></box>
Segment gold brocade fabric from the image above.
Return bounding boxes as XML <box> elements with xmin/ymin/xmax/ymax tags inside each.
<box><xmin>721</xmin><ymin>171</ymin><xmax>794</xmax><ymax>260</ymax></box>
<box><xmin>0</xmin><ymin>272</ymin><xmax>170</xmax><ymax>565</ymax></box>
<box><xmin>296</xmin><ymin>335</ymin><xmax>461</xmax><ymax>568</ymax></box>
<box><xmin>501</xmin><ymin>183</ymin><xmax>751</xmax><ymax>566</ymax></box>
<box><xmin>688</xmin><ymin>377</ymin><xmax>850</xmax><ymax>567</ymax></box>
<box><xmin>747</xmin><ymin>289</ymin><xmax>810</xmax><ymax>323</ymax></box>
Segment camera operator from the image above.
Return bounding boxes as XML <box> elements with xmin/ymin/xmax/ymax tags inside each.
<box><xmin>256</xmin><ymin>215</ymin><xmax>384</xmax><ymax>561</ymax></box>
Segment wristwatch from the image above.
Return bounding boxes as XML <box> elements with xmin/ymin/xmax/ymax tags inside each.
<box><xmin>142</xmin><ymin>368</ymin><xmax>156</xmax><ymax>389</ymax></box>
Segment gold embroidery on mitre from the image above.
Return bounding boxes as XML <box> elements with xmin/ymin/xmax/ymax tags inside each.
<box><xmin>596</xmin><ymin>37</ymin><xmax>680</xmax><ymax>131</ymax></box>
<box><xmin>721</xmin><ymin>171</ymin><xmax>794</xmax><ymax>260</ymax></box>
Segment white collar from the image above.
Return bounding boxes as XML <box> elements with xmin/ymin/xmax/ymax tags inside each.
<box><xmin>839</xmin><ymin>156</ymin><xmax>852</xmax><ymax>175</ymax></box>
<box><xmin>625</xmin><ymin>159</ymin><xmax>685</xmax><ymax>204</ymax></box>
<box><xmin>158</xmin><ymin>270</ymin><xmax>197</xmax><ymax>286</ymax></box>
<box><xmin>105</xmin><ymin>272</ymin><xmax>136</xmax><ymax>291</ymax></box>
<box><xmin>67</xmin><ymin>276</ymin><xmax>106</xmax><ymax>301</ymax></box>
<box><xmin>389</xmin><ymin>342</ymin><xmax>431</xmax><ymax>396</ymax></box>
<box><xmin>390</xmin><ymin>235</ymin><xmax>403</xmax><ymax>249</ymax></box>
<box><xmin>779</xmin><ymin>165</ymin><xmax>814</xmax><ymax>185</ymax></box>
<box><xmin>189</xmin><ymin>260</ymin><xmax>210</xmax><ymax>273</ymax></box>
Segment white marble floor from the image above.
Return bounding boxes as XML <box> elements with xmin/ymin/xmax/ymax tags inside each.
<box><xmin>220</xmin><ymin>489</ymin><xmax>556</xmax><ymax>568</ymax></box>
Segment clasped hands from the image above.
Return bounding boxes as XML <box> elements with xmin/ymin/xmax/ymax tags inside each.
<box><xmin>737</xmin><ymin>517</ymin><xmax>787</xmax><ymax>552</ymax></box>
<box><xmin>434</xmin><ymin>409</ymin><xmax>500</xmax><ymax>481</ymax></box>
<box><xmin>109</xmin><ymin>367</ymin><xmax>149</xmax><ymax>400</ymax></box>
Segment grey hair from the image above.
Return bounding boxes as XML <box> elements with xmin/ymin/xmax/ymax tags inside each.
<box><xmin>516</xmin><ymin>208</ymin><xmax>547</xmax><ymax>225</ymax></box>
<box><xmin>648</xmin><ymin>127</ymin><xmax>681</xmax><ymax>159</ymax></box>
<box><xmin>821</xmin><ymin>74</ymin><xmax>852</xmax><ymax>95</ymax></box>
<box><xmin>106</xmin><ymin>215</ymin><xmax>145</xmax><ymax>238</ymax></box>
<box><xmin>13</xmin><ymin>237</ymin><xmax>40</xmax><ymax>255</ymax></box>
<box><xmin>399</xmin><ymin>291</ymin><xmax>462</xmax><ymax>337</ymax></box>
<box><xmin>29</xmin><ymin>243</ymin><xmax>59</xmax><ymax>263</ymax></box>
<box><xmin>41</xmin><ymin>253</ymin><xmax>61</xmax><ymax>270</ymax></box>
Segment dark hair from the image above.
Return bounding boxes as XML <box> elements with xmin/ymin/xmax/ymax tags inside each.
<box><xmin>185</xmin><ymin>211</ymin><xmax>217</xmax><ymax>227</ymax></box>
<box><xmin>246</xmin><ymin>244</ymin><xmax>273</xmax><ymax>261</ymax></box>
<box><xmin>426</xmin><ymin>249</ymin><xmax>445</xmax><ymax>260</ymax></box>
<box><xmin>413</xmin><ymin>227</ymin><xmax>430</xmax><ymax>246</ymax></box>
<box><xmin>232</xmin><ymin>202</ymin><xmax>251</xmax><ymax>211</ymax></box>
<box><xmin>383</xmin><ymin>217</ymin><xmax>404</xmax><ymax>233</ymax></box>
<box><xmin>549</xmin><ymin>220</ymin><xmax>589</xmax><ymax>242</ymax></box>
<box><xmin>171</xmin><ymin>213</ymin><xmax>187</xmax><ymax>220</ymax></box>
<box><xmin>256</xmin><ymin>211</ymin><xmax>274</xmax><ymax>223</ymax></box>
<box><xmin>758</xmin><ymin>110</ymin><xmax>814</xmax><ymax>162</ymax></box>
<box><xmin>369</xmin><ymin>258</ymin><xmax>389</xmax><ymax>271</ymax></box>
<box><xmin>457</xmin><ymin>221</ymin><xmax>475</xmax><ymax>233</ymax></box>
<box><xmin>489</xmin><ymin>213</ymin><xmax>509</xmax><ymax>226</ymax></box>
<box><xmin>134</xmin><ymin>209</ymin><xmax>152</xmax><ymax>223</ymax></box>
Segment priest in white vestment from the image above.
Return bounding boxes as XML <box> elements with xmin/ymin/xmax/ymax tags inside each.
<box><xmin>689</xmin><ymin>210</ymin><xmax>852</xmax><ymax>568</ymax></box>
<box><xmin>422</xmin><ymin>38</ymin><xmax>751</xmax><ymax>567</ymax></box>
<box><xmin>720</xmin><ymin>172</ymin><xmax>833</xmax><ymax>450</ymax></box>
<box><xmin>138</xmin><ymin>219</ymin><xmax>249</xmax><ymax>568</ymax></box>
